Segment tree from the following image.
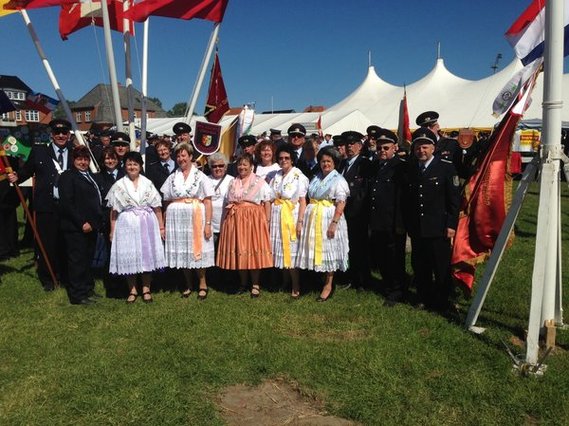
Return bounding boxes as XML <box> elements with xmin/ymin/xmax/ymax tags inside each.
<box><xmin>168</xmin><ymin>102</ymin><xmax>187</xmax><ymax>117</ymax></box>
<box><xmin>148</xmin><ymin>96</ymin><xmax>162</xmax><ymax>109</ymax></box>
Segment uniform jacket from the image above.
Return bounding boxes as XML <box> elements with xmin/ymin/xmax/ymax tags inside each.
<box><xmin>340</xmin><ymin>154</ymin><xmax>371</xmax><ymax>221</ymax></box>
<box><xmin>58</xmin><ymin>169</ymin><xmax>104</xmax><ymax>233</ymax></box>
<box><xmin>146</xmin><ymin>160</ymin><xmax>178</xmax><ymax>193</ymax></box>
<box><xmin>435</xmin><ymin>137</ymin><xmax>463</xmax><ymax>176</ymax></box>
<box><xmin>401</xmin><ymin>157</ymin><xmax>460</xmax><ymax>239</ymax></box>
<box><xmin>18</xmin><ymin>142</ymin><xmax>73</xmax><ymax>213</ymax></box>
<box><xmin>368</xmin><ymin>156</ymin><xmax>406</xmax><ymax>232</ymax></box>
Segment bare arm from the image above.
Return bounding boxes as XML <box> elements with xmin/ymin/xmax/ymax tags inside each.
<box><xmin>327</xmin><ymin>200</ymin><xmax>346</xmax><ymax>239</ymax></box>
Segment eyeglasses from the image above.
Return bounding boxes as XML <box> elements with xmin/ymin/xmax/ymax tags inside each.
<box><xmin>379</xmin><ymin>145</ymin><xmax>394</xmax><ymax>151</ymax></box>
<box><xmin>211</xmin><ymin>164</ymin><xmax>225</xmax><ymax>169</ymax></box>
<box><xmin>53</xmin><ymin>130</ymin><xmax>70</xmax><ymax>135</ymax></box>
<box><xmin>277</xmin><ymin>156</ymin><xmax>291</xmax><ymax>161</ymax></box>
<box><xmin>290</xmin><ymin>134</ymin><xmax>304</xmax><ymax>139</ymax></box>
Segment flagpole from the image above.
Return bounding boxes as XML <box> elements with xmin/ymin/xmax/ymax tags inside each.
<box><xmin>100</xmin><ymin>0</ymin><xmax>124</xmax><ymax>132</ymax></box>
<box><xmin>525</xmin><ymin>0</ymin><xmax>564</xmax><ymax>366</ymax></box>
<box><xmin>19</xmin><ymin>10</ymin><xmax>98</xmax><ymax>173</ymax></box>
<box><xmin>184</xmin><ymin>22</ymin><xmax>221</xmax><ymax>122</ymax></box>
<box><xmin>140</xmin><ymin>19</ymin><xmax>149</xmax><ymax>157</ymax></box>
<box><xmin>123</xmin><ymin>0</ymin><xmax>136</xmax><ymax>150</ymax></box>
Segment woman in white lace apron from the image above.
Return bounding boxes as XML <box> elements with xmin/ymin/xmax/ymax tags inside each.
<box><xmin>269</xmin><ymin>144</ymin><xmax>309</xmax><ymax>298</ymax></box>
<box><xmin>296</xmin><ymin>147</ymin><xmax>350</xmax><ymax>301</ymax></box>
<box><xmin>161</xmin><ymin>143</ymin><xmax>214</xmax><ymax>300</ymax></box>
<box><xmin>107</xmin><ymin>152</ymin><xmax>166</xmax><ymax>303</ymax></box>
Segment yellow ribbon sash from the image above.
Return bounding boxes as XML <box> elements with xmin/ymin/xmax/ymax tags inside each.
<box><xmin>309</xmin><ymin>199</ymin><xmax>334</xmax><ymax>266</ymax></box>
<box><xmin>274</xmin><ymin>198</ymin><xmax>297</xmax><ymax>268</ymax></box>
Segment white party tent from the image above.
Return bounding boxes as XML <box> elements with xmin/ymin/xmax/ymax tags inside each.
<box><xmin>147</xmin><ymin>57</ymin><xmax>569</xmax><ymax>137</ymax></box>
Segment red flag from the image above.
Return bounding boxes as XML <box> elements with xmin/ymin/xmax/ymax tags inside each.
<box><xmin>316</xmin><ymin>115</ymin><xmax>323</xmax><ymax>137</ymax></box>
<box><xmin>3</xmin><ymin>0</ymin><xmax>74</xmax><ymax>9</ymax></box>
<box><xmin>397</xmin><ymin>87</ymin><xmax>411</xmax><ymax>149</ymax></box>
<box><xmin>59</xmin><ymin>0</ymin><xmax>134</xmax><ymax>40</ymax></box>
<box><xmin>204</xmin><ymin>52</ymin><xmax>229</xmax><ymax>123</ymax></box>
<box><xmin>450</xmin><ymin>71</ymin><xmax>539</xmax><ymax>294</ymax></box>
<box><xmin>125</xmin><ymin>0</ymin><xmax>228</xmax><ymax>23</ymax></box>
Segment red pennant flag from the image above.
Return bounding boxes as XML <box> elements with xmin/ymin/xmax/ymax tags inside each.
<box><xmin>59</xmin><ymin>0</ymin><xmax>134</xmax><ymax>40</ymax></box>
<box><xmin>397</xmin><ymin>87</ymin><xmax>411</xmax><ymax>150</ymax></box>
<box><xmin>450</xmin><ymin>70</ymin><xmax>539</xmax><ymax>294</ymax></box>
<box><xmin>125</xmin><ymin>0</ymin><xmax>228</xmax><ymax>23</ymax></box>
<box><xmin>204</xmin><ymin>52</ymin><xmax>229</xmax><ymax>123</ymax></box>
<box><xmin>316</xmin><ymin>114</ymin><xmax>323</xmax><ymax>137</ymax></box>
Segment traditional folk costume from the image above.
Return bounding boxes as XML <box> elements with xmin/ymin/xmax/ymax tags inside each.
<box><xmin>107</xmin><ymin>175</ymin><xmax>165</xmax><ymax>275</ymax></box>
<box><xmin>296</xmin><ymin>170</ymin><xmax>350</xmax><ymax>272</ymax></box>
<box><xmin>216</xmin><ymin>173</ymin><xmax>274</xmax><ymax>270</ymax></box>
<box><xmin>269</xmin><ymin>167</ymin><xmax>309</xmax><ymax>269</ymax></box>
<box><xmin>206</xmin><ymin>173</ymin><xmax>234</xmax><ymax>235</ymax></box>
<box><xmin>161</xmin><ymin>167</ymin><xmax>215</xmax><ymax>269</ymax></box>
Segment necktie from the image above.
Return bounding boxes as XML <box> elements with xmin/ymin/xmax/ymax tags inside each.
<box><xmin>420</xmin><ymin>163</ymin><xmax>427</xmax><ymax>173</ymax></box>
<box><xmin>57</xmin><ymin>148</ymin><xmax>64</xmax><ymax>170</ymax></box>
<box><xmin>163</xmin><ymin>162</ymin><xmax>169</xmax><ymax>172</ymax></box>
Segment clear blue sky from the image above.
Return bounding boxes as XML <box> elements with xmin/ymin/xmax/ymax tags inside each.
<box><xmin>0</xmin><ymin>0</ymin><xmax>555</xmax><ymax>114</ymax></box>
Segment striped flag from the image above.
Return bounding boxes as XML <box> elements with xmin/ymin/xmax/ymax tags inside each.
<box><xmin>25</xmin><ymin>91</ymin><xmax>59</xmax><ymax>114</ymax></box>
<box><xmin>125</xmin><ymin>0</ymin><xmax>228</xmax><ymax>23</ymax></box>
<box><xmin>505</xmin><ymin>0</ymin><xmax>569</xmax><ymax>65</ymax></box>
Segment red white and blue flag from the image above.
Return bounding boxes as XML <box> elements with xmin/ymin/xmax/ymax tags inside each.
<box><xmin>25</xmin><ymin>91</ymin><xmax>59</xmax><ymax>114</ymax></box>
<box><xmin>505</xmin><ymin>0</ymin><xmax>569</xmax><ymax>65</ymax></box>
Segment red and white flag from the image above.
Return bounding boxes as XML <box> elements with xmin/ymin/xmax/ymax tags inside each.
<box><xmin>505</xmin><ymin>0</ymin><xmax>569</xmax><ymax>65</ymax></box>
<box><xmin>126</xmin><ymin>0</ymin><xmax>228</xmax><ymax>23</ymax></box>
<box><xmin>397</xmin><ymin>87</ymin><xmax>411</xmax><ymax>149</ymax></box>
<box><xmin>59</xmin><ymin>0</ymin><xmax>134</xmax><ymax>40</ymax></box>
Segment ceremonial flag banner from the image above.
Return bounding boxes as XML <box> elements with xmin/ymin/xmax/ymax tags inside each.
<box><xmin>397</xmin><ymin>88</ymin><xmax>411</xmax><ymax>149</ymax></box>
<box><xmin>204</xmin><ymin>52</ymin><xmax>229</xmax><ymax>123</ymax></box>
<box><xmin>126</xmin><ymin>0</ymin><xmax>228</xmax><ymax>23</ymax></box>
<box><xmin>25</xmin><ymin>91</ymin><xmax>59</xmax><ymax>114</ymax></box>
<box><xmin>0</xmin><ymin>148</ymin><xmax>12</xmax><ymax>182</ymax></box>
<box><xmin>0</xmin><ymin>0</ymin><xmax>16</xmax><ymax>16</ymax></box>
<box><xmin>218</xmin><ymin>116</ymin><xmax>237</xmax><ymax>161</ymax></box>
<box><xmin>3</xmin><ymin>0</ymin><xmax>75</xmax><ymax>9</ymax></box>
<box><xmin>193</xmin><ymin>121</ymin><xmax>221</xmax><ymax>155</ymax></box>
<box><xmin>505</xmin><ymin>0</ymin><xmax>569</xmax><ymax>65</ymax></box>
<box><xmin>451</xmin><ymin>70</ymin><xmax>540</xmax><ymax>294</ymax></box>
<box><xmin>59</xmin><ymin>0</ymin><xmax>134</xmax><ymax>40</ymax></box>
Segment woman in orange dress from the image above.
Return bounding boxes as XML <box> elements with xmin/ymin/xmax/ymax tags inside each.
<box><xmin>216</xmin><ymin>152</ymin><xmax>274</xmax><ymax>297</ymax></box>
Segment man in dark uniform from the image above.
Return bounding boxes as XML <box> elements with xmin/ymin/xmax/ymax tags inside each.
<box><xmin>401</xmin><ymin>128</ymin><xmax>460</xmax><ymax>312</ymax></box>
<box><xmin>416</xmin><ymin>111</ymin><xmax>463</xmax><ymax>176</ymax></box>
<box><xmin>340</xmin><ymin>130</ymin><xmax>372</xmax><ymax>290</ymax></box>
<box><xmin>363</xmin><ymin>125</ymin><xmax>382</xmax><ymax>161</ymax></box>
<box><xmin>287</xmin><ymin>123</ymin><xmax>314</xmax><ymax>178</ymax></box>
<box><xmin>172</xmin><ymin>122</ymin><xmax>192</xmax><ymax>146</ymax></box>
<box><xmin>91</xmin><ymin>129</ymin><xmax>112</xmax><ymax>167</ymax></box>
<box><xmin>146</xmin><ymin>139</ymin><xmax>176</xmax><ymax>194</ymax></box>
<box><xmin>368</xmin><ymin>128</ymin><xmax>408</xmax><ymax>304</ymax></box>
<box><xmin>111</xmin><ymin>132</ymin><xmax>130</xmax><ymax>170</ymax></box>
<box><xmin>227</xmin><ymin>135</ymin><xmax>257</xmax><ymax>177</ymax></box>
<box><xmin>144</xmin><ymin>134</ymin><xmax>160</xmax><ymax>165</ymax></box>
<box><xmin>333</xmin><ymin>134</ymin><xmax>347</xmax><ymax>160</ymax></box>
<box><xmin>8</xmin><ymin>118</ymin><xmax>74</xmax><ymax>291</ymax></box>
<box><xmin>269</xmin><ymin>128</ymin><xmax>286</xmax><ymax>149</ymax></box>
<box><xmin>0</xmin><ymin>154</ymin><xmax>20</xmax><ymax>260</ymax></box>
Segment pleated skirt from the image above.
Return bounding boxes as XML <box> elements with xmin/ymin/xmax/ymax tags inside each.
<box><xmin>109</xmin><ymin>209</ymin><xmax>166</xmax><ymax>275</ymax></box>
<box><xmin>295</xmin><ymin>204</ymin><xmax>349</xmax><ymax>272</ymax></box>
<box><xmin>164</xmin><ymin>202</ymin><xmax>215</xmax><ymax>269</ymax></box>
<box><xmin>269</xmin><ymin>202</ymin><xmax>301</xmax><ymax>269</ymax></box>
<box><xmin>216</xmin><ymin>203</ymin><xmax>273</xmax><ymax>270</ymax></box>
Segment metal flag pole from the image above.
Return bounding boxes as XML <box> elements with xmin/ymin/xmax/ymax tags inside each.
<box><xmin>140</xmin><ymin>19</ymin><xmax>150</xmax><ymax>157</ymax></box>
<box><xmin>184</xmin><ymin>22</ymin><xmax>221</xmax><ymax>122</ymax></box>
<box><xmin>123</xmin><ymin>0</ymin><xmax>136</xmax><ymax>150</ymax></box>
<box><xmin>19</xmin><ymin>10</ymin><xmax>98</xmax><ymax>173</ymax></box>
<box><xmin>526</xmin><ymin>0</ymin><xmax>564</xmax><ymax>366</ymax></box>
<box><xmin>100</xmin><ymin>0</ymin><xmax>124</xmax><ymax>132</ymax></box>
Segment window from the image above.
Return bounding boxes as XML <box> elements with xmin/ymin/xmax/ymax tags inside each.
<box><xmin>15</xmin><ymin>111</ymin><xmax>21</xmax><ymax>121</ymax></box>
<box><xmin>85</xmin><ymin>111</ymin><xmax>91</xmax><ymax>122</ymax></box>
<box><xmin>6</xmin><ymin>91</ymin><xmax>25</xmax><ymax>101</ymax></box>
<box><xmin>75</xmin><ymin>112</ymin><xmax>82</xmax><ymax>123</ymax></box>
<box><xmin>25</xmin><ymin>110</ymin><xmax>39</xmax><ymax>122</ymax></box>
<box><xmin>1</xmin><ymin>112</ymin><xmax>9</xmax><ymax>120</ymax></box>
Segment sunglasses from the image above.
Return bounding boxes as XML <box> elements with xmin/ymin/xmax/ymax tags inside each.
<box><xmin>277</xmin><ymin>156</ymin><xmax>291</xmax><ymax>161</ymax></box>
<box><xmin>379</xmin><ymin>145</ymin><xmax>394</xmax><ymax>151</ymax></box>
<box><xmin>290</xmin><ymin>134</ymin><xmax>304</xmax><ymax>139</ymax></box>
<box><xmin>53</xmin><ymin>130</ymin><xmax>70</xmax><ymax>135</ymax></box>
<box><xmin>211</xmin><ymin>164</ymin><xmax>225</xmax><ymax>169</ymax></box>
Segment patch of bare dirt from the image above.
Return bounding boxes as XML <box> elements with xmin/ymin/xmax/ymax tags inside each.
<box><xmin>216</xmin><ymin>378</ymin><xmax>359</xmax><ymax>426</ymax></box>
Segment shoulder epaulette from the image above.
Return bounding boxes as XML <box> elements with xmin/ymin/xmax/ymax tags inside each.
<box><xmin>441</xmin><ymin>159</ymin><xmax>452</xmax><ymax>164</ymax></box>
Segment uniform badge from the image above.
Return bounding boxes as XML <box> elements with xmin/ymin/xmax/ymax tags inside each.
<box><xmin>453</xmin><ymin>176</ymin><xmax>460</xmax><ymax>187</ymax></box>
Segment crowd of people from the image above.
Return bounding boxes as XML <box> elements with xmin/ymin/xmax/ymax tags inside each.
<box><xmin>4</xmin><ymin>111</ymin><xmax>471</xmax><ymax>314</ymax></box>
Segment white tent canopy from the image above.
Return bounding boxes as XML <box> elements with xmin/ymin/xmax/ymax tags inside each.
<box><xmin>148</xmin><ymin>58</ymin><xmax>569</xmax><ymax>138</ymax></box>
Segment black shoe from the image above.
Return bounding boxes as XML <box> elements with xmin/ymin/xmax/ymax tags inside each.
<box><xmin>71</xmin><ymin>298</ymin><xmax>96</xmax><ymax>305</ymax></box>
<box><xmin>317</xmin><ymin>286</ymin><xmax>334</xmax><ymax>302</ymax></box>
<box><xmin>250</xmin><ymin>285</ymin><xmax>261</xmax><ymax>298</ymax></box>
<box><xmin>197</xmin><ymin>288</ymin><xmax>208</xmax><ymax>301</ymax></box>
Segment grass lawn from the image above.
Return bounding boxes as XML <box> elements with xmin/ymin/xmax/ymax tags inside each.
<box><xmin>1</xmin><ymin>183</ymin><xmax>568</xmax><ymax>425</ymax></box>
